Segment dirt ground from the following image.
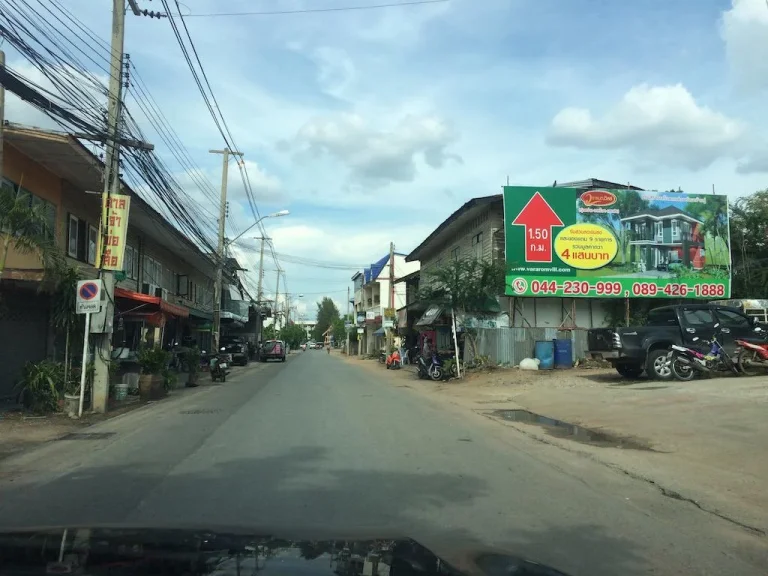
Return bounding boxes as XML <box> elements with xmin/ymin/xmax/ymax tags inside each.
<box><xmin>338</xmin><ymin>350</ymin><xmax>768</xmax><ymax>536</ymax></box>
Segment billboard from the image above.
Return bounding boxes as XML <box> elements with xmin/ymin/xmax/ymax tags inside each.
<box><xmin>503</xmin><ymin>186</ymin><xmax>731</xmax><ymax>299</ymax></box>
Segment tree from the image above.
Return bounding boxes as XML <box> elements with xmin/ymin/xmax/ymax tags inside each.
<box><xmin>417</xmin><ymin>258</ymin><xmax>505</xmax><ymax>358</ymax></box>
<box><xmin>312</xmin><ymin>297</ymin><xmax>340</xmax><ymax>342</ymax></box>
<box><xmin>279</xmin><ymin>322</ymin><xmax>306</xmax><ymax>349</ymax></box>
<box><xmin>262</xmin><ymin>324</ymin><xmax>277</xmax><ymax>340</ymax></box>
<box><xmin>729</xmin><ymin>190</ymin><xmax>768</xmax><ymax>298</ymax></box>
<box><xmin>331</xmin><ymin>317</ymin><xmax>346</xmax><ymax>343</ymax></box>
<box><xmin>50</xmin><ymin>265</ymin><xmax>82</xmax><ymax>385</ymax></box>
<box><xmin>0</xmin><ymin>181</ymin><xmax>62</xmax><ymax>283</ymax></box>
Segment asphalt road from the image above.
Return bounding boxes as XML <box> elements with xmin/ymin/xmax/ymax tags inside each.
<box><xmin>0</xmin><ymin>351</ymin><xmax>765</xmax><ymax>575</ymax></box>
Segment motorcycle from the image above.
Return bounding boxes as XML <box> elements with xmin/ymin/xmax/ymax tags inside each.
<box><xmin>417</xmin><ymin>352</ymin><xmax>444</xmax><ymax>381</ymax></box>
<box><xmin>209</xmin><ymin>347</ymin><xmax>229</xmax><ymax>382</ymax></box>
<box><xmin>734</xmin><ymin>339</ymin><xmax>768</xmax><ymax>375</ymax></box>
<box><xmin>669</xmin><ymin>326</ymin><xmax>739</xmax><ymax>381</ymax></box>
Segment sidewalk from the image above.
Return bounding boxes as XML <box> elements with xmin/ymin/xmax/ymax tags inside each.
<box><xmin>0</xmin><ymin>359</ymin><xmax>268</xmax><ymax>462</ymax></box>
<box><xmin>338</xmin><ymin>352</ymin><xmax>768</xmax><ymax>535</ymax></box>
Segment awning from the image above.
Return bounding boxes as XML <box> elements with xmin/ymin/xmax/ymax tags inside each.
<box><xmin>115</xmin><ymin>287</ymin><xmax>189</xmax><ymax>318</ymax></box>
<box><xmin>373</xmin><ymin>327</ymin><xmax>386</xmax><ymax>336</ymax></box>
<box><xmin>415</xmin><ymin>305</ymin><xmax>443</xmax><ymax>327</ymax></box>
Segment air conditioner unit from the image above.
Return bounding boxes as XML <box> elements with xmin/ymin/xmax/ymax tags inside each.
<box><xmin>153</xmin><ymin>286</ymin><xmax>164</xmax><ymax>298</ymax></box>
<box><xmin>141</xmin><ymin>282</ymin><xmax>158</xmax><ymax>296</ymax></box>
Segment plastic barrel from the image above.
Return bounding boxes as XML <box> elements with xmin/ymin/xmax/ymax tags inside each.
<box><xmin>554</xmin><ymin>338</ymin><xmax>573</xmax><ymax>368</ymax></box>
<box><xmin>534</xmin><ymin>340</ymin><xmax>555</xmax><ymax>370</ymax></box>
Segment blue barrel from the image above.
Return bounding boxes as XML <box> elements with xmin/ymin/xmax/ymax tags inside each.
<box><xmin>534</xmin><ymin>340</ymin><xmax>555</xmax><ymax>370</ymax></box>
<box><xmin>554</xmin><ymin>338</ymin><xmax>573</xmax><ymax>368</ymax></box>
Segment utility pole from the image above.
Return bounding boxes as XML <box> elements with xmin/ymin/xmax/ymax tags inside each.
<box><xmin>0</xmin><ymin>50</ymin><xmax>5</xmax><ymax>191</ymax></box>
<box><xmin>346</xmin><ymin>285</ymin><xmax>350</xmax><ymax>355</ymax></box>
<box><xmin>209</xmin><ymin>148</ymin><xmax>242</xmax><ymax>353</ymax></box>
<box><xmin>92</xmin><ymin>0</ymin><xmax>126</xmax><ymax>413</ymax></box>
<box><xmin>387</xmin><ymin>241</ymin><xmax>395</xmax><ymax>353</ymax></box>
<box><xmin>275</xmin><ymin>269</ymin><xmax>281</xmax><ymax>331</ymax></box>
<box><xmin>255</xmin><ymin>236</ymin><xmax>267</xmax><ymax>304</ymax></box>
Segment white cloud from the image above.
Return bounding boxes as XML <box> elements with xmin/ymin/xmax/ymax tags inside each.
<box><xmin>291</xmin><ymin>112</ymin><xmax>460</xmax><ymax>186</ymax></box>
<box><xmin>547</xmin><ymin>84</ymin><xmax>746</xmax><ymax>170</ymax></box>
<box><xmin>310</xmin><ymin>46</ymin><xmax>356</xmax><ymax>98</ymax></box>
<box><xmin>721</xmin><ymin>0</ymin><xmax>768</xmax><ymax>92</ymax></box>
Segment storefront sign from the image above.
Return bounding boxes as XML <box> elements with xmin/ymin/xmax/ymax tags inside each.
<box><xmin>503</xmin><ymin>186</ymin><xmax>731</xmax><ymax>298</ymax></box>
<box><xmin>97</xmin><ymin>192</ymin><xmax>131</xmax><ymax>271</ymax></box>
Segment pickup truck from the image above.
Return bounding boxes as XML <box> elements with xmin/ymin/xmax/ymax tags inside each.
<box><xmin>588</xmin><ymin>304</ymin><xmax>765</xmax><ymax>380</ymax></box>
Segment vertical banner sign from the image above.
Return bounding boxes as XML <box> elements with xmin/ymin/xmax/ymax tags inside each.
<box><xmin>503</xmin><ymin>186</ymin><xmax>731</xmax><ymax>299</ymax></box>
<box><xmin>97</xmin><ymin>193</ymin><xmax>131</xmax><ymax>271</ymax></box>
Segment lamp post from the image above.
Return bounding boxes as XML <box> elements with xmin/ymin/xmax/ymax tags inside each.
<box><xmin>213</xmin><ymin>209</ymin><xmax>289</xmax><ymax>352</ymax></box>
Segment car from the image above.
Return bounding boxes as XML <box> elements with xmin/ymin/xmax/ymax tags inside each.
<box><xmin>220</xmin><ymin>337</ymin><xmax>249</xmax><ymax>366</ymax></box>
<box><xmin>261</xmin><ymin>339</ymin><xmax>286</xmax><ymax>362</ymax></box>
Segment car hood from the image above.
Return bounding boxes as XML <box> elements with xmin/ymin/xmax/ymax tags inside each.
<box><xmin>0</xmin><ymin>527</ymin><xmax>572</xmax><ymax>575</ymax></box>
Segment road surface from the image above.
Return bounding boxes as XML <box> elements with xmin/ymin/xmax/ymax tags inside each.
<box><xmin>0</xmin><ymin>352</ymin><xmax>765</xmax><ymax>575</ymax></box>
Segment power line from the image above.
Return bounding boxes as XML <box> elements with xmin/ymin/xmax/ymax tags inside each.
<box><xmin>183</xmin><ymin>0</ymin><xmax>449</xmax><ymax>18</ymax></box>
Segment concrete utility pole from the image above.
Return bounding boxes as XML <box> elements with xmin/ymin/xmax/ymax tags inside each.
<box><xmin>209</xmin><ymin>148</ymin><xmax>242</xmax><ymax>353</ymax></box>
<box><xmin>386</xmin><ymin>241</ymin><xmax>395</xmax><ymax>353</ymax></box>
<box><xmin>255</xmin><ymin>236</ymin><xmax>267</xmax><ymax>304</ymax></box>
<box><xmin>275</xmin><ymin>269</ymin><xmax>281</xmax><ymax>331</ymax></box>
<box><xmin>346</xmin><ymin>285</ymin><xmax>350</xmax><ymax>355</ymax></box>
<box><xmin>0</xmin><ymin>50</ymin><xmax>5</xmax><ymax>190</ymax></box>
<box><xmin>92</xmin><ymin>0</ymin><xmax>126</xmax><ymax>413</ymax></box>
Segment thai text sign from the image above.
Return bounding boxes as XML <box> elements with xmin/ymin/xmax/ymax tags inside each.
<box><xmin>97</xmin><ymin>193</ymin><xmax>131</xmax><ymax>271</ymax></box>
<box><xmin>503</xmin><ymin>186</ymin><xmax>731</xmax><ymax>298</ymax></box>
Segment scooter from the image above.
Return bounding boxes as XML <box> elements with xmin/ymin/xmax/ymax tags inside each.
<box><xmin>417</xmin><ymin>352</ymin><xmax>444</xmax><ymax>381</ymax></box>
<box><xmin>209</xmin><ymin>347</ymin><xmax>230</xmax><ymax>382</ymax></box>
<box><xmin>669</xmin><ymin>326</ymin><xmax>739</xmax><ymax>381</ymax></box>
<box><xmin>735</xmin><ymin>339</ymin><xmax>768</xmax><ymax>375</ymax></box>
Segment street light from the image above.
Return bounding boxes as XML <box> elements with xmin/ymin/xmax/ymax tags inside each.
<box><xmin>227</xmin><ymin>209</ymin><xmax>289</xmax><ymax>247</ymax></box>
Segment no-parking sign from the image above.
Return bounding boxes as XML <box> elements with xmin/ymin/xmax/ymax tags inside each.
<box><xmin>76</xmin><ymin>279</ymin><xmax>102</xmax><ymax>314</ymax></box>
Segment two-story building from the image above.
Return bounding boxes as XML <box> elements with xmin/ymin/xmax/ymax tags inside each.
<box><xmin>405</xmin><ymin>179</ymin><xmax>639</xmax><ymax>338</ymax></box>
<box><xmin>351</xmin><ymin>252</ymin><xmax>419</xmax><ymax>355</ymax></box>
<box><xmin>0</xmin><ymin>124</ymin><xmax>236</xmax><ymax>400</ymax></box>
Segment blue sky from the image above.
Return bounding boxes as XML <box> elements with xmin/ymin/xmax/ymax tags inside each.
<box><xmin>5</xmin><ymin>0</ymin><xmax>768</xmax><ymax>316</ymax></box>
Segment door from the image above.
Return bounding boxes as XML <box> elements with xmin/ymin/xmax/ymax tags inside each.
<box><xmin>714</xmin><ymin>307</ymin><xmax>755</xmax><ymax>353</ymax></box>
<box><xmin>679</xmin><ymin>307</ymin><xmax>716</xmax><ymax>350</ymax></box>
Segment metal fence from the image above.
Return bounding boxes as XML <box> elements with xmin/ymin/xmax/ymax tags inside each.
<box><xmin>467</xmin><ymin>327</ymin><xmax>591</xmax><ymax>366</ymax></box>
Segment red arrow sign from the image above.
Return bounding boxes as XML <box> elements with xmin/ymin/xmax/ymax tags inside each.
<box><xmin>511</xmin><ymin>192</ymin><xmax>564</xmax><ymax>263</ymax></box>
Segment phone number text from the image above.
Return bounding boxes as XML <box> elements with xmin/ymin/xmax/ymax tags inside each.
<box><xmin>528</xmin><ymin>280</ymin><xmax>725</xmax><ymax>297</ymax></box>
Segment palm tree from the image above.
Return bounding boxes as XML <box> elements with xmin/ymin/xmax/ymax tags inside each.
<box><xmin>0</xmin><ymin>179</ymin><xmax>62</xmax><ymax>283</ymax></box>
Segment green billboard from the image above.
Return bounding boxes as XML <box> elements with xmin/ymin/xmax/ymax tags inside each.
<box><xmin>503</xmin><ymin>186</ymin><xmax>731</xmax><ymax>299</ymax></box>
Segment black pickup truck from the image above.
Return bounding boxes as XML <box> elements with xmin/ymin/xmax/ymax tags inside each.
<box><xmin>588</xmin><ymin>304</ymin><xmax>765</xmax><ymax>380</ymax></box>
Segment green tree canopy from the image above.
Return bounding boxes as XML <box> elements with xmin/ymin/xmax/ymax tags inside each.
<box><xmin>730</xmin><ymin>190</ymin><xmax>768</xmax><ymax>298</ymax></box>
<box><xmin>279</xmin><ymin>322</ymin><xmax>306</xmax><ymax>349</ymax></box>
<box><xmin>312</xmin><ymin>297</ymin><xmax>340</xmax><ymax>342</ymax></box>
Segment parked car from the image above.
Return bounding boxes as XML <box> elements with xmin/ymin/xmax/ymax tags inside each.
<box><xmin>587</xmin><ymin>304</ymin><xmax>765</xmax><ymax>380</ymax></box>
<box><xmin>221</xmin><ymin>337</ymin><xmax>249</xmax><ymax>366</ymax></box>
<box><xmin>261</xmin><ymin>339</ymin><xmax>286</xmax><ymax>362</ymax></box>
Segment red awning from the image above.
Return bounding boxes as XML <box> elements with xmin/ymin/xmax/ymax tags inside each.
<box><xmin>115</xmin><ymin>287</ymin><xmax>189</xmax><ymax>318</ymax></box>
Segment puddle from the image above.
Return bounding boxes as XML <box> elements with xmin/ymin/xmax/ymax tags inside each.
<box><xmin>491</xmin><ymin>409</ymin><xmax>653</xmax><ymax>451</ymax></box>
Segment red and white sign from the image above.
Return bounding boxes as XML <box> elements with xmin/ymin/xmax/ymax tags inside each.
<box><xmin>511</xmin><ymin>192</ymin><xmax>563</xmax><ymax>262</ymax></box>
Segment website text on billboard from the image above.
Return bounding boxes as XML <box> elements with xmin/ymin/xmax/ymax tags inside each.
<box><xmin>503</xmin><ymin>186</ymin><xmax>731</xmax><ymax>298</ymax></box>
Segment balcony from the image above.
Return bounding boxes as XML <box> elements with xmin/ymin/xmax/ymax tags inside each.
<box><xmin>628</xmin><ymin>230</ymin><xmax>695</xmax><ymax>243</ymax></box>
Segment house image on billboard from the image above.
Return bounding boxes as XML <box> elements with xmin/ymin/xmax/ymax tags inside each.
<box><xmin>621</xmin><ymin>206</ymin><xmax>705</xmax><ymax>271</ymax></box>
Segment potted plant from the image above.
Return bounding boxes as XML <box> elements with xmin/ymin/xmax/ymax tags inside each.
<box><xmin>15</xmin><ymin>359</ymin><xmax>64</xmax><ymax>415</ymax></box>
<box><xmin>183</xmin><ymin>347</ymin><xmax>202</xmax><ymax>387</ymax></box>
<box><xmin>137</xmin><ymin>346</ymin><xmax>170</xmax><ymax>400</ymax></box>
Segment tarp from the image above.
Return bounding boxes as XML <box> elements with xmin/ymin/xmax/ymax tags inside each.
<box><xmin>114</xmin><ymin>287</ymin><xmax>189</xmax><ymax>318</ymax></box>
<box><xmin>373</xmin><ymin>327</ymin><xmax>386</xmax><ymax>336</ymax></box>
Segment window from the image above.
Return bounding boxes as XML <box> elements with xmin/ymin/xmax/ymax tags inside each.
<box><xmin>647</xmin><ymin>308</ymin><xmax>677</xmax><ymax>326</ymax></box>
<box><xmin>124</xmin><ymin>245</ymin><xmax>138</xmax><ymax>279</ymax></box>
<box><xmin>654</xmin><ymin>221</ymin><xmax>663</xmax><ymax>238</ymax></box>
<box><xmin>451</xmin><ymin>246</ymin><xmax>460</xmax><ymax>261</ymax></box>
<box><xmin>682</xmin><ymin>308</ymin><xmax>714</xmax><ymax>326</ymax></box>
<box><xmin>143</xmin><ymin>256</ymin><xmax>162</xmax><ymax>285</ymax></box>
<box><xmin>671</xmin><ymin>219</ymin><xmax>679</xmax><ymax>238</ymax></box>
<box><xmin>715</xmin><ymin>309</ymin><xmax>750</xmax><ymax>328</ymax></box>
<box><xmin>87</xmin><ymin>225</ymin><xmax>98</xmax><ymax>265</ymax></box>
<box><xmin>472</xmin><ymin>232</ymin><xmax>483</xmax><ymax>259</ymax></box>
<box><xmin>68</xmin><ymin>215</ymin><xmax>79</xmax><ymax>258</ymax></box>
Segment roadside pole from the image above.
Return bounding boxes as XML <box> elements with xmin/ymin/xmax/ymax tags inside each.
<box><xmin>0</xmin><ymin>50</ymin><xmax>5</xmax><ymax>187</ymax></box>
<box><xmin>386</xmin><ymin>242</ymin><xmax>395</xmax><ymax>354</ymax></box>
<box><xmin>275</xmin><ymin>270</ymin><xmax>281</xmax><ymax>331</ymax></box>
<box><xmin>78</xmin><ymin>312</ymin><xmax>91</xmax><ymax>417</ymax></box>
<box><xmin>209</xmin><ymin>148</ymin><xmax>242</xmax><ymax>353</ymax></box>
<box><xmin>346</xmin><ymin>286</ymin><xmax>350</xmax><ymax>354</ymax></box>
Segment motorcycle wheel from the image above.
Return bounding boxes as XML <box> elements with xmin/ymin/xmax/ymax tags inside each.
<box><xmin>430</xmin><ymin>367</ymin><xmax>443</xmax><ymax>381</ymax></box>
<box><xmin>671</xmin><ymin>356</ymin><xmax>695</xmax><ymax>381</ymax></box>
<box><xmin>737</xmin><ymin>350</ymin><xmax>760</xmax><ymax>376</ymax></box>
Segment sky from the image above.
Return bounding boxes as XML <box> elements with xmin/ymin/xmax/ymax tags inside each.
<box><xmin>4</xmin><ymin>0</ymin><xmax>768</xmax><ymax>319</ymax></box>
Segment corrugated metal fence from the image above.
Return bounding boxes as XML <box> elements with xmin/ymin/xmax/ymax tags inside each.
<box><xmin>467</xmin><ymin>327</ymin><xmax>590</xmax><ymax>366</ymax></box>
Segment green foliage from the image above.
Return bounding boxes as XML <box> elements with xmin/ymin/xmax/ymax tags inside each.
<box><xmin>50</xmin><ymin>265</ymin><xmax>81</xmax><ymax>336</ymax></box>
<box><xmin>15</xmin><ymin>359</ymin><xmax>64</xmax><ymax>414</ymax></box>
<box><xmin>580</xmin><ymin>190</ymin><xmax>649</xmax><ymax>264</ymax></box>
<box><xmin>0</xmin><ymin>181</ymin><xmax>63</xmax><ymax>282</ymax></box>
<box><xmin>161</xmin><ymin>367</ymin><xmax>177</xmax><ymax>391</ymax></box>
<box><xmin>262</xmin><ymin>324</ymin><xmax>277</xmax><ymax>340</ymax></box>
<box><xmin>279</xmin><ymin>322</ymin><xmax>306</xmax><ymax>349</ymax></box>
<box><xmin>332</xmin><ymin>317</ymin><xmax>346</xmax><ymax>343</ymax></box>
<box><xmin>730</xmin><ymin>190</ymin><xmax>768</xmax><ymax>298</ymax></box>
<box><xmin>137</xmin><ymin>346</ymin><xmax>170</xmax><ymax>375</ymax></box>
<box><xmin>312</xmin><ymin>297</ymin><xmax>340</xmax><ymax>342</ymax></box>
<box><xmin>183</xmin><ymin>347</ymin><xmax>202</xmax><ymax>375</ymax></box>
<box><xmin>418</xmin><ymin>258</ymin><xmax>505</xmax><ymax>314</ymax></box>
